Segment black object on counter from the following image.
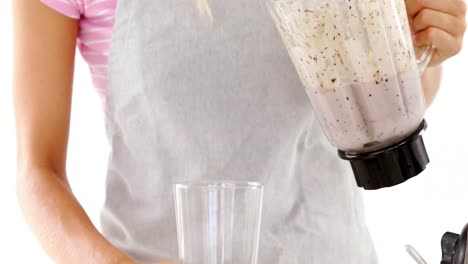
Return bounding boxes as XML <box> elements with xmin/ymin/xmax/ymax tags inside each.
<box><xmin>338</xmin><ymin>120</ymin><xmax>429</xmax><ymax>190</ymax></box>
<box><xmin>441</xmin><ymin>223</ymin><xmax>468</xmax><ymax>264</ymax></box>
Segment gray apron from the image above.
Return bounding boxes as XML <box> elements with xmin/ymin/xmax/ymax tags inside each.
<box><xmin>102</xmin><ymin>0</ymin><xmax>378</xmax><ymax>263</ymax></box>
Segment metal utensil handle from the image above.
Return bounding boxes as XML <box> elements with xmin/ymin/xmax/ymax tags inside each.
<box><xmin>406</xmin><ymin>244</ymin><xmax>429</xmax><ymax>264</ymax></box>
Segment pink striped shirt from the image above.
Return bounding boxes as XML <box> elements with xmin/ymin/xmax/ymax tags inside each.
<box><xmin>40</xmin><ymin>0</ymin><xmax>116</xmax><ymax>101</ymax></box>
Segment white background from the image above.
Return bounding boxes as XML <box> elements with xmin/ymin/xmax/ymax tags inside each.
<box><xmin>1</xmin><ymin>1</ymin><xmax>467</xmax><ymax>263</ymax></box>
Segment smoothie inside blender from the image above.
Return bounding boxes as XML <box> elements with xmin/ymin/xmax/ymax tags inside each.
<box><xmin>269</xmin><ymin>0</ymin><xmax>426</xmax><ymax>154</ymax></box>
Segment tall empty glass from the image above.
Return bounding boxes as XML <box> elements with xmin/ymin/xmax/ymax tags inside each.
<box><xmin>174</xmin><ymin>181</ymin><xmax>264</xmax><ymax>264</ymax></box>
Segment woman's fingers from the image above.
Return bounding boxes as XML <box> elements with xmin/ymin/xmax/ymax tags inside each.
<box><xmin>418</xmin><ymin>0</ymin><xmax>467</xmax><ymax>18</ymax></box>
<box><xmin>414</xmin><ymin>26</ymin><xmax>463</xmax><ymax>65</ymax></box>
<box><xmin>406</xmin><ymin>0</ymin><xmax>423</xmax><ymax>19</ymax></box>
<box><xmin>412</xmin><ymin>8</ymin><xmax>466</xmax><ymax>37</ymax></box>
<box><xmin>408</xmin><ymin>0</ymin><xmax>467</xmax><ymax>66</ymax></box>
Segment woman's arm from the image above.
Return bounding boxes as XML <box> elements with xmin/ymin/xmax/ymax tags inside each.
<box><xmin>13</xmin><ymin>1</ymin><xmax>132</xmax><ymax>263</ymax></box>
<box><xmin>421</xmin><ymin>65</ymin><xmax>442</xmax><ymax>107</ymax></box>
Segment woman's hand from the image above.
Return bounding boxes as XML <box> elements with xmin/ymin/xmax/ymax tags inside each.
<box><xmin>407</xmin><ymin>0</ymin><xmax>467</xmax><ymax>66</ymax></box>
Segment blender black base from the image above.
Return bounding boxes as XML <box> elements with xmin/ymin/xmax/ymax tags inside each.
<box><xmin>338</xmin><ymin>120</ymin><xmax>430</xmax><ymax>190</ymax></box>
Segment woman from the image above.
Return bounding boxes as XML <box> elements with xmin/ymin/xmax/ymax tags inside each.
<box><xmin>13</xmin><ymin>0</ymin><xmax>466</xmax><ymax>263</ymax></box>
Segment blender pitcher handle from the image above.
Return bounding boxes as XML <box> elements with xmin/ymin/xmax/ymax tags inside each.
<box><xmin>416</xmin><ymin>44</ymin><xmax>436</xmax><ymax>75</ymax></box>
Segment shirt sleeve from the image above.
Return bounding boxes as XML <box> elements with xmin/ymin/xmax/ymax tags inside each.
<box><xmin>40</xmin><ymin>0</ymin><xmax>83</xmax><ymax>19</ymax></box>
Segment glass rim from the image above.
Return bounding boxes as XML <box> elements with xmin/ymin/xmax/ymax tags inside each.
<box><xmin>174</xmin><ymin>180</ymin><xmax>263</xmax><ymax>190</ymax></box>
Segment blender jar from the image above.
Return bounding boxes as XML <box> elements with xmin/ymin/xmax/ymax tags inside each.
<box><xmin>266</xmin><ymin>0</ymin><xmax>435</xmax><ymax>189</ymax></box>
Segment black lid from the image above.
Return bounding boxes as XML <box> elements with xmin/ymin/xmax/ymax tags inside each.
<box><xmin>441</xmin><ymin>223</ymin><xmax>468</xmax><ymax>264</ymax></box>
<box><xmin>338</xmin><ymin>120</ymin><xmax>429</xmax><ymax>190</ymax></box>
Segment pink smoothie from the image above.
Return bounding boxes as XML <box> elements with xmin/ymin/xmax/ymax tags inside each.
<box><xmin>308</xmin><ymin>71</ymin><xmax>425</xmax><ymax>152</ymax></box>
